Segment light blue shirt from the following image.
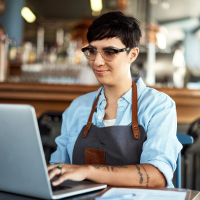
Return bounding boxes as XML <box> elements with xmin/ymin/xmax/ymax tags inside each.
<box><xmin>50</xmin><ymin>77</ymin><xmax>182</xmax><ymax>188</ymax></box>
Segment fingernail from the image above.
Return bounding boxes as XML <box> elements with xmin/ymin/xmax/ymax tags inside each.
<box><xmin>52</xmin><ymin>182</ymin><xmax>57</xmax><ymax>186</ymax></box>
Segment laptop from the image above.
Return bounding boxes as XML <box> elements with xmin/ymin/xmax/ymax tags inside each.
<box><xmin>0</xmin><ymin>104</ymin><xmax>107</xmax><ymax>199</ymax></box>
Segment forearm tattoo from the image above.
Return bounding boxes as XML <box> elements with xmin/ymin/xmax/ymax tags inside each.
<box><xmin>135</xmin><ymin>164</ymin><xmax>143</xmax><ymax>185</ymax></box>
<box><xmin>91</xmin><ymin>165</ymin><xmax>127</xmax><ymax>173</ymax></box>
<box><xmin>141</xmin><ymin>165</ymin><xmax>150</xmax><ymax>187</ymax></box>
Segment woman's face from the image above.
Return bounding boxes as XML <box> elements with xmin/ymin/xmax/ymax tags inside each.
<box><xmin>88</xmin><ymin>37</ymin><xmax>138</xmax><ymax>86</ymax></box>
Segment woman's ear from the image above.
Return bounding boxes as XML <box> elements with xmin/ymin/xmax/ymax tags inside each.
<box><xmin>128</xmin><ymin>47</ymin><xmax>139</xmax><ymax>63</ymax></box>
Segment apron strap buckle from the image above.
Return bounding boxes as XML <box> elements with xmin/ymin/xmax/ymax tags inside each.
<box><xmin>133</xmin><ymin>126</ymin><xmax>140</xmax><ymax>140</ymax></box>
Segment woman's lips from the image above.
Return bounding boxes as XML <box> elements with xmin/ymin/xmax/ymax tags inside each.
<box><xmin>95</xmin><ymin>70</ymin><xmax>109</xmax><ymax>75</ymax></box>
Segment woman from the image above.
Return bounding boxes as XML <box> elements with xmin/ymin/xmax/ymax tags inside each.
<box><xmin>48</xmin><ymin>11</ymin><xmax>182</xmax><ymax>188</ymax></box>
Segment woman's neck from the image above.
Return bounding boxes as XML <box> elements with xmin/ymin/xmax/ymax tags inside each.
<box><xmin>103</xmin><ymin>78</ymin><xmax>132</xmax><ymax>103</ymax></box>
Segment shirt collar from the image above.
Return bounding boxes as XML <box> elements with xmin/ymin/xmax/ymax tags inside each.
<box><xmin>97</xmin><ymin>87</ymin><xmax>106</xmax><ymax>107</ymax></box>
<box><xmin>96</xmin><ymin>77</ymin><xmax>146</xmax><ymax>106</ymax></box>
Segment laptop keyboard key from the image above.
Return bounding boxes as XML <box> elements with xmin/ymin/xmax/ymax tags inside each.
<box><xmin>51</xmin><ymin>185</ymin><xmax>71</xmax><ymax>192</ymax></box>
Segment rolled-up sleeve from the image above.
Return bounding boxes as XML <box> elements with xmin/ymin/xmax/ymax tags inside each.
<box><xmin>140</xmin><ymin>94</ymin><xmax>182</xmax><ymax>187</ymax></box>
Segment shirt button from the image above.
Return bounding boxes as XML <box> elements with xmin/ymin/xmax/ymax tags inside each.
<box><xmin>98</xmin><ymin>116</ymin><xmax>101</xmax><ymax>119</ymax></box>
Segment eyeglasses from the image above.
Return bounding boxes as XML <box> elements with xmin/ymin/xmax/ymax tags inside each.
<box><xmin>81</xmin><ymin>46</ymin><xmax>131</xmax><ymax>62</ymax></box>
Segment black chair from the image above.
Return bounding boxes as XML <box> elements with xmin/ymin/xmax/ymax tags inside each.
<box><xmin>176</xmin><ymin>133</ymin><xmax>194</xmax><ymax>188</ymax></box>
<box><xmin>38</xmin><ymin>111</ymin><xmax>63</xmax><ymax>163</ymax></box>
<box><xmin>183</xmin><ymin>118</ymin><xmax>200</xmax><ymax>190</ymax></box>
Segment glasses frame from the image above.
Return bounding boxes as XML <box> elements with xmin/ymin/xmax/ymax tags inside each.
<box><xmin>81</xmin><ymin>47</ymin><xmax>131</xmax><ymax>62</ymax></box>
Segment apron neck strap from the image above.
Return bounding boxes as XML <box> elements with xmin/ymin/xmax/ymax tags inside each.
<box><xmin>132</xmin><ymin>81</ymin><xmax>140</xmax><ymax>139</ymax></box>
<box><xmin>82</xmin><ymin>81</ymin><xmax>140</xmax><ymax>140</ymax></box>
<box><xmin>82</xmin><ymin>87</ymin><xmax>103</xmax><ymax>138</ymax></box>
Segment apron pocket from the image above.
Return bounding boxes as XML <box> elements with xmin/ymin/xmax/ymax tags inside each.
<box><xmin>84</xmin><ymin>147</ymin><xmax>106</xmax><ymax>165</ymax></box>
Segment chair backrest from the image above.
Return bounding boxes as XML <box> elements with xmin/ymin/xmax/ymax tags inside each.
<box><xmin>177</xmin><ymin>133</ymin><xmax>194</xmax><ymax>145</ymax></box>
<box><xmin>187</xmin><ymin>118</ymin><xmax>200</xmax><ymax>142</ymax></box>
<box><xmin>38</xmin><ymin>111</ymin><xmax>63</xmax><ymax>163</ymax></box>
<box><xmin>176</xmin><ymin>133</ymin><xmax>194</xmax><ymax>188</ymax></box>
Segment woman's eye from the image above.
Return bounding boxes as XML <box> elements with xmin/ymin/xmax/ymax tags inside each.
<box><xmin>88</xmin><ymin>49</ymin><xmax>96</xmax><ymax>54</ymax></box>
<box><xmin>104</xmin><ymin>50</ymin><xmax>115</xmax><ymax>55</ymax></box>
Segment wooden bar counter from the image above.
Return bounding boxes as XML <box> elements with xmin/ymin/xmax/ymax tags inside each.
<box><xmin>0</xmin><ymin>82</ymin><xmax>200</xmax><ymax>124</ymax></box>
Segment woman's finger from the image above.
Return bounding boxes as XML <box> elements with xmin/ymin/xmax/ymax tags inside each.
<box><xmin>47</xmin><ymin>164</ymin><xmax>58</xmax><ymax>171</ymax></box>
<box><xmin>51</xmin><ymin>173</ymin><xmax>69</xmax><ymax>186</ymax></box>
<box><xmin>47</xmin><ymin>163</ymin><xmax>65</xmax><ymax>173</ymax></box>
<box><xmin>48</xmin><ymin>167</ymin><xmax>62</xmax><ymax>180</ymax></box>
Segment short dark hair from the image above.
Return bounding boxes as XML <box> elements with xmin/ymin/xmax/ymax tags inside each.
<box><xmin>87</xmin><ymin>11</ymin><xmax>142</xmax><ymax>49</ymax></box>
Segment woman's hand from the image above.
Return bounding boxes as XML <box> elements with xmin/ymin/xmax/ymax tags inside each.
<box><xmin>47</xmin><ymin>163</ymin><xmax>89</xmax><ymax>186</ymax></box>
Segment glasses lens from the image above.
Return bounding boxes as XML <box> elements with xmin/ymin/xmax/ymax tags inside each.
<box><xmin>83</xmin><ymin>48</ymin><xmax>96</xmax><ymax>61</ymax></box>
<box><xmin>82</xmin><ymin>48</ymin><xmax>116</xmax><ymax>61</ymax></box>
<box><xmin>83</xmin><ymin>49</ymin><xmax>89</xmax><ymax>59</ymax></box>
<box><xmin>102</xmin><ymin>49</ymin><xmax>116</xmax><ymax>61</ymax></box>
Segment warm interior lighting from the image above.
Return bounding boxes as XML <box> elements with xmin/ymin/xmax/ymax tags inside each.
<box><xmin>156</xmin><ymin>32</ymin><xmax>166</xmax><ymax>49</ymax></box>
<box><xmin>90</xmin><ymin>0</ymin><xmax>102</xmax><ymax>12</ymax></box>
<box><xmin>21</xmin><ymin>7</ymin><xmax>36</xmax><ymax>23</ymax></box>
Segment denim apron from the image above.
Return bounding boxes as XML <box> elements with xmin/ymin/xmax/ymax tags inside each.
<box><xmin>73</xmin><ymin>81</ymin><xmax>147</xmax><ymax>165</ymax></box>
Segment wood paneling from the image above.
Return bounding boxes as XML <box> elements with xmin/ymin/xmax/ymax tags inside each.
<box><xmin>155</xmin><ymin>87</ymin><xmax>200</xmax><ymax>124</ymax></box>
<box><xmin>0</xmin><ymin>82</ymin><xmax>200</xmax><ymax>123</ymax></box>
<box><xmin>0</xmin><ymin>82</ymin><xmax>100</xmax><ymax>117</ymax></box>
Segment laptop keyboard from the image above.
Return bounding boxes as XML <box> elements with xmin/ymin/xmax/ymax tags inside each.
<box><xmin>51</xmin><ymin>185</ymin><xmax>72</xmax><ymax>192</ymax></box>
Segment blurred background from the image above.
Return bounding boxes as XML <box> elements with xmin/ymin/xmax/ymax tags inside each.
<box><xmin>0</xmin><ymin>0</ymin><xmax>200</xmax><ymax>191</ymax></box>
<box><xmin>0</xmin><ymin>0</ymin><xmax>200</xmax><ymax>87</ymax></box>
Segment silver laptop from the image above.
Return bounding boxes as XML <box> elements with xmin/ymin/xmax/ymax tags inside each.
<box><xmin>0</xmin><ymin>104</ymin><xmax>107</xmax><ymax>199</ymax></box>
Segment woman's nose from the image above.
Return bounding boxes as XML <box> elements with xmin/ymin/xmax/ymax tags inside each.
<box><xmin>94</xmin><ymin>52</ymin><xmax>105</xmax><ymax>66</ymax></box>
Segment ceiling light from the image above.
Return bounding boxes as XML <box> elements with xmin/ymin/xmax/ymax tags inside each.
<box><xmin>90</xmin><ymin>0</ymin><xmax>103</xmax><ymax>12</ymax></box>
<box><xmin>21</xmin><ymin>7</ymin><xmax>36</xmax><ymax>23</ymax></box>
